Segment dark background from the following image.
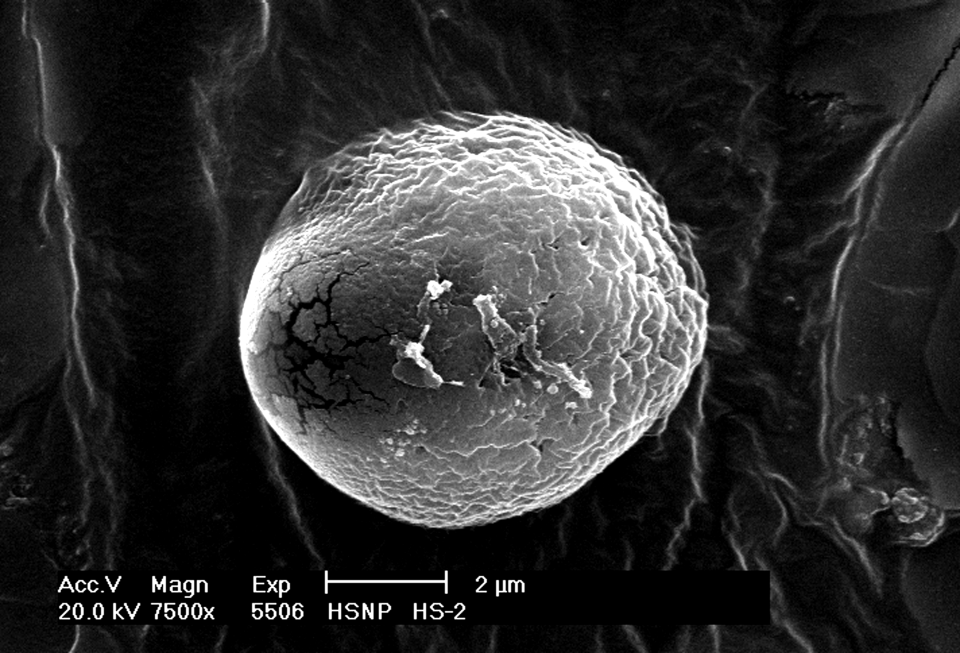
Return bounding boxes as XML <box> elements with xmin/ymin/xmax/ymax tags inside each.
<box><xmin>1</xmin><ymin>0</ymin><xmax>959</xmax><ymax>651</ymax></box>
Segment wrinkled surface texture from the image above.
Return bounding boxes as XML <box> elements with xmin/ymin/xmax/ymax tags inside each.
<box><xmin>240</xmin><ymin>112</ymin><xmax>708</xmax><ymax>528</ymax></box>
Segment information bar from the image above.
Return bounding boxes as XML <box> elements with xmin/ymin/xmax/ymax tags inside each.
<box><xmin>56</xmin><ymin>570</ymin><xmax>769</xmax><ymax>625</ymax></box>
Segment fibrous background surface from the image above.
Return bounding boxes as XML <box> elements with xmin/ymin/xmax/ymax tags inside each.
<box><xmin>240</xmin><ymin>112</ymin><xmax>708</xmax><ymax>528</ymax></box>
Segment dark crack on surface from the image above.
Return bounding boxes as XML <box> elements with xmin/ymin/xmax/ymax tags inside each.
<box><xmin>286</xmin><ymin>264</ymin><xmax>371</xmax><ymax>340</ymax></box>
<box><xmin>268</xmin><ymin>261</ymin><xmax>393</xmax><ymax>413</ymax></box>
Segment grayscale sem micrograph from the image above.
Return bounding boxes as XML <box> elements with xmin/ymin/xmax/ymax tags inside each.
<box><xmin>0</xmin><ymin>1</ymin><xmax>958</xmax><ymax>652</ymax></box>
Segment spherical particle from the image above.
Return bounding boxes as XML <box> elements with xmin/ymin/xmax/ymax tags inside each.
<box><xmin>239</xmin><ymin>111</ymin><xmax>709</xmax><ymax>529</ymax></box>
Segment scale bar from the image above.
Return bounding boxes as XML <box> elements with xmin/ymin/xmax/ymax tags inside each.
<box><xmin>324</xmin><ymin>570</ymin><xmax>448</xmax><ymax>595</ymax></box>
